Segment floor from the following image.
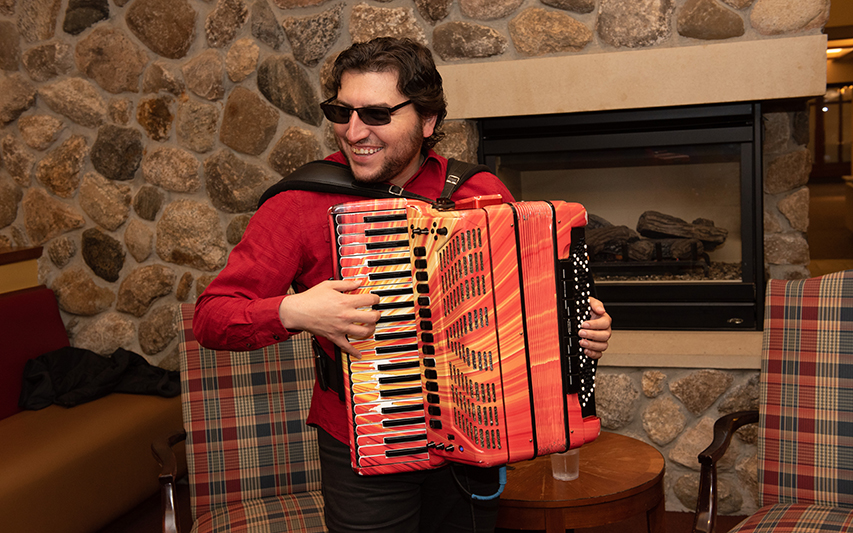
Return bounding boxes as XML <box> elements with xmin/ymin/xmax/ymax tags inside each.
<box><xmin>100</xmin><ymin>483</ymin><xmax>747</xmax><ymax>533</ymax></box>
<box><xmin>806</xmin><ymin>180</ymin><xmax>853</xmax><ymax>275</ymax></box>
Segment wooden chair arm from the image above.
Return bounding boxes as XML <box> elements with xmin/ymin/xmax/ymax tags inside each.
<box><xmin>152</xmin><ymin>429</ymin><xmax>188</xmax><ymax>533</ymax></box>
<box><xmin>692</xmin><ymin>410</ymin><xmax>758</xmax><ymax>533</ymax></box>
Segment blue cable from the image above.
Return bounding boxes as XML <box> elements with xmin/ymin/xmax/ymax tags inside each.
<box><xmin>470</xmin><ymin>466</ymin><xmax>507</xmax><ymax>501</ymax></box>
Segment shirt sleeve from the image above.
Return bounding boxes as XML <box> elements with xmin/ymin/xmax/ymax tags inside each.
<box><xmin>193</xmin><ymin>193</ymin><xmax>303</xmax><ymax>351</ymax></box>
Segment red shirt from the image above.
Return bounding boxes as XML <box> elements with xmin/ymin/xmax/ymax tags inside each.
<box><xmin>194</xmin><ymin>150</ymin><xmax>514</xmax><ymax>444</ymax></box>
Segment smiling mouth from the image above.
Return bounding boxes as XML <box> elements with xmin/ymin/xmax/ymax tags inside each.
<box><xmin>351</xmin><ymin>146</ymin><xmax>382</xmax><ymax>156</ymax></box>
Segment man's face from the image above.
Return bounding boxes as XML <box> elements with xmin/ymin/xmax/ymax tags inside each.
<box><xmin>332</xmin><ymin>70</ymin><xmax>437</xmax><ymax>187</ymax></box>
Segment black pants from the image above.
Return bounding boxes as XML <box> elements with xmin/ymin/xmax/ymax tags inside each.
<box><xmin>317</xmin><ymin>427</ymin><xmax>501</xmax><ymax>533</ymax></box>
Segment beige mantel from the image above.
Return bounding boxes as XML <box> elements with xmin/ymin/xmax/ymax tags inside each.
<box><xmin>440</xmin><ymin>34</ymin><xmax>827</xmax><ymax>119</ymax></box>
<box><xmin>599</xmin><ymin>330</ymin><xmax>763</xmax><ymax>369</ymax></box>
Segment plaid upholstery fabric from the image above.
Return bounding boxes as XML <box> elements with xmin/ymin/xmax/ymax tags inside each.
<box><xmin>759</xmin><ymin>270</ymin><xmax>853</xmax><ymax>509</ymax></box>
<box><xmin>178</xmin><ymin>304</ymin><xmax>326</xmax><ymax>533</ymax></box>
<box><xmin>728</xmin><ymin>503</ymin><xmax>853</xmax><ymax>532</ymax></box>
<box><xmin>728</xmin><ymin>271</ymin><xmax>853</xmax><ymax>533</ymax></box>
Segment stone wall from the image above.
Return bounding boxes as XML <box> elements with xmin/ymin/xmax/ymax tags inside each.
<box><xmin>0</xmin><ymin>0</ymin><xmax>828</xmax><ymax>518</ymax></box>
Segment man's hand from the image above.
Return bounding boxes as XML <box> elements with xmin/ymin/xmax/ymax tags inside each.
<box><xmin>278</xmin><ymin>279</ymin><xmax>380</xmax><ymax>358</ymax></box>
<box><xmin>580</xmin><ymin>296</ymin><xmax>611</xmax><ymax>360</ymax></box>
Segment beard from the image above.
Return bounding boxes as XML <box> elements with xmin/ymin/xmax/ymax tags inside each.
<box><xmin>337</xmin><ymin>120</ymin><xmax>425</xmax><ymax>185</ymax></box>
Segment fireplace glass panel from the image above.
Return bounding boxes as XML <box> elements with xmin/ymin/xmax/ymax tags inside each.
<box><xmin>479</xmin><ymin>103</ymin><xmax>763</xmax><ymax>331</ymax></box>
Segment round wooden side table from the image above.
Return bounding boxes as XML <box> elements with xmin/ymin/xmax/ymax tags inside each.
<box><xmin>496</xmin><ymin>431</ymin><xmax>666</xmax><ymax>533</ymax></box>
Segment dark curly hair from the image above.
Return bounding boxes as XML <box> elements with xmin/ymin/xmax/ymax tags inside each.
<box><xmin>326</xmin><ymin>37</ymin><xmax>447</xmax><ymax>150</ymax></box>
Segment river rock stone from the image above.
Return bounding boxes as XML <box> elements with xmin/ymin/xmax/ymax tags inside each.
<box><xmin>183</xmin><ymin>49</ymin><xmax>225</xmax><ymax>101</ymax></box>
<box><xmin>596</xmin><ymin>373</ymin><xmax>640</xmax><ymax>429</ymax></box>
<box><xmin>156</xmin><ymin>199</ymin><xmax>228</xmax><ymax>271</ymax></box>
<box><xmin>73</xmin><ymin>312</ymin><xmax>135</xmax><ymax>355</ymax></box>
<box><xmin>251</xmin><ymin>0</ymin><xmax>286</xmax><ymax>50</ymax></box>
<box><xmin>675</xmin><ymin>473</ymin><xmax>743</xmax><ymax>513</ymax></box>
<box><xmin>125</xmin><ymin>218</ymin><xmax>153</xmax><ymax>263</ymax></box>
<box><xmin>142</xmin><ymin>146</ymin><xmax>201</xmax><ymax>193</ymax></box>
<box><xmin>139</xmin><ymin>303</ymin><xmax>179</xmax><ymax>355</ymax></box>
<box><xmin>21</xmin><ymin>41</ymin><xmax>74</xmax><ymax>82</ymax></box>
<box><xmin>669</xmin><ymin>416</ymin><xmax>713</xmax><ymax>470</ymax></box>
<box><xmin>718</xmin><ymin>373</ymin><xmax>760</xmax><ymax>416</ymax></box>
<box><xmin>90</xmin><ymin>125</ymin><xmax>143</xmax><ymax>181</ymax></box>
<box><xmin>75</xmin><ymin>27</ymin><xmax>148</xmax><ymax>94</ymax></box>
<box><xmin>195</xmin><ymin>274</ymin><xmax>216</xmax><ymax>298</ymax></box>
<box><xmin>143</xmin><ymin>62</ymin><xmax>185</xmax><ymax>96</ymax></box>
<box><xmin>509</xmin><ymin>7</ymin><xmax>593</xmax><ymax>56</ymax></box>
<box><xmin>226</xmin><ymin>38</ymin><xmax>260</xmax><ymax>82</ymax></box>
<box><xmin>0</xmin><ymin>20</ymin><xmax>21</xmax><ymax>71</ymax></box>
<box><xmin>79</xmin><ymin>172</ymin><xmax>132</xmax><ymax>231</ymax></box>
<box><xmin>542</xmin><ymin>0</ymin><xmax>596</xmax><ymax>13</ymax></box>
<box><xmin>642</xmin><ymin>370</ymin><xmax>667</xmax><ymax>397</ymax></box>
<box><xmin>415</xmin><ymin>0</ymin><xmax>452</xmax><ymax>23</ymax></box>
<box><xmin>220</xmin><ymin>87</ymin><xmax>279</xmax><ymax>155</ymax></box>
<box><xmin>22</xmin><ymin>188</ymin><xmax>86</xmax><ymax>245</ymax></box>
<box><xmin>670</xmin><ymin>369</ymin><xmax>733</xmax><ymax>415</ymax></box>
<box><xmin>133</xmin><ymin>185</ymin><xmax>165</xmax><ymax>221</ymax></box>
<box><xmin>433</xmin><ymin>22</ymin><xmax>508</xmax><ymax>61</ymax></box>
<box><xmin>737</xmin><ymin>452</ymin><xmax>759</xmax><ymax>506</ymax></box>
<box><xmin>459</xmin><ymin>0</ymin><xmax>523</xmax><ymax>20</ymax></box>
<box><xmin>765</xmin><ymin>232</ymin><xmax>809</xmax><ymax>265</ymax></box>
<box><xmin>778</xmin><ymin>187</ymin><xmax>809</xmax><ymax>232</ymax></box>
<box><xmin>176</xmin><ymin>271</ymin><xmax>194</xmax><ymax>301</ymax></box>
<box><xmin>39</xmin><ymin>77</ymin><xmax>107</xmax><ymax>128</ymax></box>
<box><xmin>434</xmin><ymin>120</ymin><xmax>478</xmax><ymax>164</ymax></box>
<box><xmin>750</xmin><ymin>0</ymin><xmax>829</xmax><ymax>36</ymax></box>
<box><xmin>257</xmin><ymin>55</ymin><xmax>322</xmax><ymax>126</ymax></box>
<box><xmin>177</xmin><ymin>101</ymin><xmax>220</xmax><ymax>153</ymax></box>
<box><xmin>272</xmin><ymin>0</ymin><xmax>330</xmax><ymax>6</ymax></box>
<box><xmin>204</xmin><ymin>149</ymin><xmax>274</xmax><ymax>213</ymax></box>
<box><xmin>0</xmin><ymin>179</ymin><xmax>22</xmax><ymax>229</ymax></box>
<box><xmin>764</xmin><ymin>149</ymin><xmax>811</xmax><ymax>194</ymax></box>
<box><xmin>18</xmin><ymin>114</ymin><xmax>65</xmax><ymax>151</ymax></box>
<box><xmin>763</xmin><ymin>112</ymin><xmax>791</xmax><ymax>155</ymax></box>
<box><xmin>52</xmin><ymin>267</ymin><xmax>115</xmax><ymax>315</ymax></box>
<box><xmin>126</xmin><ymin>0</ymin><xmax>197</xmax><ymax>60</ymax></box>
<box><xmin>268</xmin><ymin>126</ymin><xmax>321</xmax><ymax>177</ymax></box>
<box><xmin>63</xmin><ymin>0</ymin><xmax>109</xmax><ymax>35</ymax></box>
<box><xmin>35</xmin><ymin>134</ymin><xmax>88</xmax><ymax>198</ymax></box>
<box><xmin>226</xmin><ymin>214</ymin><xmax>252</xmax><ymax>245</ymax></box>
<box><xmin>1</xmin><ymin>135</ymin><xmax>35</xmax><ymax>187</ymax></box>
<box><xmin>349</xmin><ymin>4</ymin><xmax>427</xmax><ymax>45</ymax></box>
<box><xmin>642</xmin><ymin>396</ymin><xmax>685</xmax><ymax>446</ymax></box>
<box><xmin>137</xmin><ymin>95</ymin><xmax>175</xmax><ymax>141</ymax></box>
<box><xmin>46</xmin><ymin>235</ymin><xmax>76</xmax><ymax>267</ymax></box>
<box><xmin>206</xmin><ymin>0</ymin><xmax>248</xmax><ymax>48</ymax></box>
<box><xmin>116</xmin><ymin>264</ymin><xmax>176</xmax><ymax>317</ymax></box>
<box><xmin>597</xmin><ymin>0</ymin><xmax>673</xmax><ymax>48</ymax></box>
<box><xmin>0</xmin><ymin>74</ymin><xmax>36</xmax><ymax>124</ymax></box>
<box><xmin>722</xmin><ymin>0</ymin><xmax>753</xmax><ymax>8</ymax></box>
<box><xmin>282</xmin><ymin>3</ymin><xmax>344</xmax><ymax>67</ymax></box>
<box><xmin>81</xmin><ymin>227</ymin><xmax>125</xmax><ymax>282</ymax></box>
<box><xmin>677</xmin><ymin>0</ymin><xmax>744</xmax><ymax>40</ymax></box>
<box><xmin>109</xmin><ymin>98</ymin><xmax>132</xmax><ymax>125</ymax></box>
<box><xmin>17</xmin><ymin>0</ymin><xmax>62</xmax><ymax>42</ymax></box>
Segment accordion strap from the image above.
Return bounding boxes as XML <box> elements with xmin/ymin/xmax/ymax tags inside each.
<box><xmin>257</xmin><ymin>159</ymin><xmax>491</xmax><ymax>208</ymax></box>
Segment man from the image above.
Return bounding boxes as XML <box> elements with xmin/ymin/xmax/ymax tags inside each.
<box><xmin>194</xmin><ymin>37</ymin><xmax>612</xmax><ymax>533</ymax></box>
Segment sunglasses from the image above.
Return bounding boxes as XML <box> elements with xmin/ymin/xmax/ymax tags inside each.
<box><xmin>320</xmin><ymin>97</ymin><xmax>413</xmax><ymax>126</ymax></box>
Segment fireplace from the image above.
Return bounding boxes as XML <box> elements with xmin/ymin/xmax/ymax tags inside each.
<box><xmin>477</xmin><ymin>103</ymin><xmax>764</xmax><ymax>331</ymax></box>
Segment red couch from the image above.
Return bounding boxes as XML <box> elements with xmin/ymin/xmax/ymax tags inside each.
<box><xmin>0</xmin><ymin>286</ymin><xmax>186</xmax><ymax>533</ymax></box>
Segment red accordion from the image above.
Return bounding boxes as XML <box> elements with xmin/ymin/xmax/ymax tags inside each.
<box><xmin>329</xmin><ymin>195</ymin><xmax>601</xmax><ymax>476</ymax></box>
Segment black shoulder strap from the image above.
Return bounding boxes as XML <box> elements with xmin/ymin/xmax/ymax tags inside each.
<box><xmin>434</xmin><ymin>158</ymin><xmax>492</xmax><ymax>210</ymax></box>
<box><xmin>257</xmin><ymin>160</ymin><xmax>433</xmax><ymax>208</ymax></box>
<box><xmin>258</xmin><ymin>158</ymin><xmax>493</xmax><ymax>209</ymax></box>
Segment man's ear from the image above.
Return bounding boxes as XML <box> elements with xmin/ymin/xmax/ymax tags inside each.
<box><xmin>422</xmin><ymin>114</ymin><xmax>438</xmax><ymax>139</ymax></box>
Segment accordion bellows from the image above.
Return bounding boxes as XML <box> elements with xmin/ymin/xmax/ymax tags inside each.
<box><xmin>329</xmin><ymin>196</ymin><xmax>601</xmax><ymax>475</ymax></box>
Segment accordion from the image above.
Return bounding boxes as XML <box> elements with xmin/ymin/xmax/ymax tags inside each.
<box><xmin>329</xmin><ymin>195</ymin><xmax>601</xmax><ymax>476</ymax></box>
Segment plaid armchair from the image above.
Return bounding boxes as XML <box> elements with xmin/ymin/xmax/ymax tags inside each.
<box><xmin>692</xmin><ymin>270</ymin><xmax>853</xmax><ymax>533</ymax></box>
<box><xmin>153</xmin><ymin>303</ymin><xmax>326</xmax><ymax>533</ymax></box>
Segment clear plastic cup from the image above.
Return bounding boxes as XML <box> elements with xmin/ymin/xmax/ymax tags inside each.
<box><xmin>551</xmin><ymin>448</ymin><xmax>580</xmax><ymax>481</ymax></box>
